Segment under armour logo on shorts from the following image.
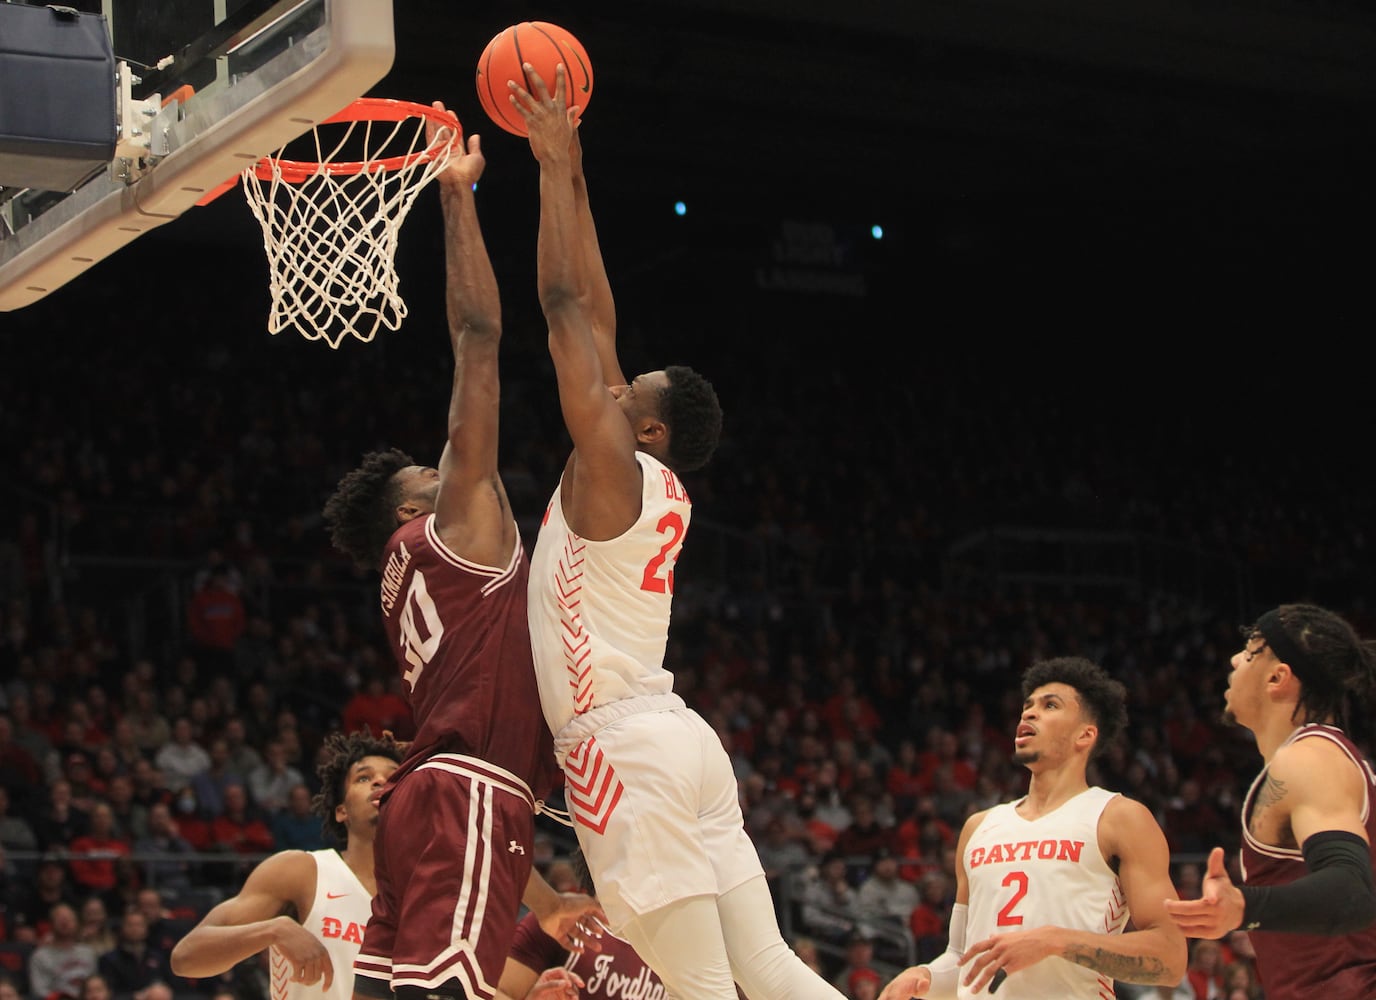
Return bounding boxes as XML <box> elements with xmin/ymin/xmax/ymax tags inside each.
<box><xmin>509</xmin><ymin>840</ymin><xmax>526</xmax><ymax>854</ymax></box>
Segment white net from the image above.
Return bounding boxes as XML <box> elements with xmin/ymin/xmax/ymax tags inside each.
<box><xmin>240</xmin><ymin>103</ymin><xmax>458</xmax><ymax>348</ymax></box>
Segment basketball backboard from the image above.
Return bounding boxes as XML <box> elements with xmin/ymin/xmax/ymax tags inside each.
<box><xmin>0</xmin><ymin>0</ymin><xmax>395</xmax><ymax>311</ymax></box>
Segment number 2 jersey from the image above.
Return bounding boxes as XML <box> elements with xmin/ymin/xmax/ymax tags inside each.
<box><xmin>527</xmin><ymin>452</ymin><xmax>690</xmax><ymax>743</ymax></box>
<box><xmin>378</xmin><ymin>514</ymin><xmax>560</xmax><ymax>796</ymax></box>
<box><xmin>962</xmin><ymin>786</ymin><xmax>1128</xmax><ymax>1000</ymax></box>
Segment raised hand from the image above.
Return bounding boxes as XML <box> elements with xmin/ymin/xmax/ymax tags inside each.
<box><xmin>509</xmin><ymin>63</ymin><xmax>578</xmax><ymax>163</ymax></box>
<box><xmin>1162</xmin><ymin>846</ymin><xmax>1245</xmax><ymax>938</ymax></box>
<box><xmin>426</xmin><ymin>100</ymin><xmax>483</xmax><ymax>187</ymax></box>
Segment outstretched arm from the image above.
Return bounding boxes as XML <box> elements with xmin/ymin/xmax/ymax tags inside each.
<box><xmin>568</xmin><ymin>127</ymin><xmax>624</xmax><ymax>389</ymax></box>
<box><xmin>1164</xmin><ymin>739</ymin><xmax>1376</xmax><ymax>938</ymax></box>
<box><xmin>170</xmin><ymin>851</ymin><xmax>330</xmax><ymax>987</ymax></box>
<box><xmin>513</xmin><ymin>66</ymin><xmax>641</xmax><ymax>538</ymax></box>
<box><xmin>427</xmin><ymin>105</ymin><xmax>513</xmax><ymax>566</ymax></box>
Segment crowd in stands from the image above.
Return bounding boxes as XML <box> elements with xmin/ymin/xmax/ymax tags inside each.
<box><xmin>2</xmin><ymin>240</ymin><xmax>1372</xmax><ymax>1000</ymax></box>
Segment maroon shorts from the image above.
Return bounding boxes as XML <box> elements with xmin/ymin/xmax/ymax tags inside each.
<box><xmin>354</xmin><ymin>754</ymin><xmax>538</xmax><ymax>1000</ymax></box>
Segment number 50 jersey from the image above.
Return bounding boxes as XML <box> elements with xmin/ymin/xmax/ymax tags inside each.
<box><xmin>961</xmin><ymin>786</ymin><xmax>1128</xmax><ymax>1000</ymax></box>
<box><xmin>528</xmin><ymin>452</ymin><xmax>690</xmax><ymax>742</ymax></box>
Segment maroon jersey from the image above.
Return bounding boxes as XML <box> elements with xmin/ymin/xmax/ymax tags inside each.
<box><xmin>378</xmin><ymin>515</ymin><xmax>560</xmax><ymax>798</ymax></box>
<box><xmin>1239</xmin><ymin>724</ymin><xmax>1376</xmax><ymax>1000</ymax></box>
<box><xmin>509</xmin><ymin>910</ymin><xmax>666</xmax><ymax>1000</ymax></box>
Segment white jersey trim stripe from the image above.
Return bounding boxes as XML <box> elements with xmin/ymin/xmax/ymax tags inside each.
<box><xmin>423</xmin><ymin>515</ymin><xmax>522</xmax><ymax>596</ymax></box>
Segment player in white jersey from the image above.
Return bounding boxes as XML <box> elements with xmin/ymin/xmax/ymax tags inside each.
<box><xmin>878</xmin><ymin>657</ymin><xmax>1186</xmax><ymax>999</ymax></box>
<box><xmin>171</xmin><ymin>731</ymin><xmax>402</xmax><ymax>1000</ymax></box>
<box><xmin>512</xmin><ymin>67</ymin><xmax>847</xmax><ymax>1000</ymax></box>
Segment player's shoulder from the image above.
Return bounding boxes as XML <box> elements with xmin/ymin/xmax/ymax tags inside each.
<box><xmin>245</xmin><ymin>849</ymin><xmax>318</xmax><ymax>888</ymax></box>
<box><xmin>959</xmin><ymin>807</ymin><xmax>995</xmax><ymax>842</ymax></box>
<box><xmin>1273</xmin><ymin>728</ymin><xmax>1365</xmax><ymax>782</ymax></box>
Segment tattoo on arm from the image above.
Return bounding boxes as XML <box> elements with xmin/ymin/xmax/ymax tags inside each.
<box><xmin>1256</xmin><ymin>773</ymin><xmax>1288</xmax><ymax>811</ymax></box>
<box><xmin>1063</xmin><ymin>946</ymin><xmax>1169</xmax><ymax>985</ymax></box>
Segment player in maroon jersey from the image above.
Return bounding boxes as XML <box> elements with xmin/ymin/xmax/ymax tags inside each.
<box><xmin>321</xmin><ymin>106</ymin><xmax>604</xmax><ymax>1000</ymax></box>
<box><xmin>1164</xmin><ymin>603</ymin><xmax>1376</xmax><ymax>1000</ymax></box>
<box><xmin>501</xmin><ymin>849</ymin><xmax>666</xmax><ymax>1000</ymax></box>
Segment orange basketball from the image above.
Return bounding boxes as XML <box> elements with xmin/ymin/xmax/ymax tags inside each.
<box><xmin>475</xmin><ymin>21</ymin><xmax>593</xmax><ymax>137</ymax></box>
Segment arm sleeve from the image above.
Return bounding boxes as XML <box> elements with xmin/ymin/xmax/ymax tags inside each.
<box><xmin>1240</xmin><ymin>829</ymin><xmax>1376</xmax><ymax>934</ymax></box>
<box><xmin>917</xmin><ymin>903</ymin><xmax>967</xmax><ymax>1000</ymax></box>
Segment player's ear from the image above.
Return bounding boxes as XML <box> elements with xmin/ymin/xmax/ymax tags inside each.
<box><xmin>1076</xmin><ymin>722</ymin><xmax>1098</xmax><ymax>752</ymax></box>
<box><xmin>636</xmin><ymin>418</ymin><xmax>666</xmax><ymax>446</ymax></box>
<box><xmin>1267</xmin><ymin>661</ymin><xmax>1296</xmax><ymax>696</ymax></box>
<box><xmin>395</xmin><ymin>501</ymin><xmax>423</xmax><ymax>523</ymax></box>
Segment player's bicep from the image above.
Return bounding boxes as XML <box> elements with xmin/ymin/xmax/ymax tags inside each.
<box><xmin>203</xmin><ymin>851</ymin><xmax>310</xmax><ymax>925</ymax></box>
<box><xmin>1278</xmin><ymin>743</ymin><xmax>1372</xmax><ymax>845</ymax></box>
<box><xmin>952</xmin><ymin>811</ymin><xmax>987</xmax><ymax>905</ymax></box>
<box><xmin>1105</xmin><ymin>799</ymin><xmax>1180</xmax><ymax>930</ymax></box>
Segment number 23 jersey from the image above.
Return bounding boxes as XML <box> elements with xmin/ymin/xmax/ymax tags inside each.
<box><xmin>528</xmin><ymin>452</ymin><xmax>690</xmax><ymax>741</ymax></box>
<box><xmin>962</xmin><ymin>786</ymin><xmax>1128</xmax><ymax>1000</ymax></box>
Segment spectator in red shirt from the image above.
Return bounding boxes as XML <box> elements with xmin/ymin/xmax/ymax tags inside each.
<box><xmin>208</xmin><ymin>783</ymin><xmax>273</xmax><ymax>856</ymax></box>
<box><xmin>340</xmin><ymin>674</ymin><xmax>413</xmax><ymax>740</ymax></box>
<box><xmin>67</xmin><ymin>803</ymin><xmax>131</xmax><ymax>901</ymax></box>
<box><xmin>186</xmin><ymin>566</ymin><xmax>245</xmax><ymax>655</ymax></box>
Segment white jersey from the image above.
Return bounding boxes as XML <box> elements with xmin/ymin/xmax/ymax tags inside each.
<box><xmin>528</xmin><ymin>452</ymin><xmax>690</xmax><ymax>741</ymax></box>
<box><xmin>962</xmin><ymin>787</ymin><xmax>1128</xmax><ymax>1000</ymax></box>
<box><xmin>270</xmin><ymin>849</ymin><xmax>371</xmax><ymax>1000</ymax></box>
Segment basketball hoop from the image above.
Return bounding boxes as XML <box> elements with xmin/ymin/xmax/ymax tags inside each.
<box><xmin>239</xmin><ymin>98</ymin><xmax>461</xmax><ymax>348</ymax></box>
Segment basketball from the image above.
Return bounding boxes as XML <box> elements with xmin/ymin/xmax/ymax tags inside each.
<box><xmin>475</xmin><ymin>21</ymin><xmax>593</xmax><ymax>137</ymax></box>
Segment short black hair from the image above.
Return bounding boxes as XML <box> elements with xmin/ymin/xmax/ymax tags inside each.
<box><xmin>660</xmin><ymin>365</ymin><xmax>722</xmax><ymax>473</ymax></box>
<box><xmin>312</xmin><ymin>730</ymin><xmax>405</xmax><ymax>845</ymax></box>
<box><xmin>1021</xmin><ymin>656</ymin><xmax>1128</xmax><ymax>759</ymax></box>
<box><xmin>322</xmin><ymin>448</ymin><xmax>415</xmax><ymax>571</ymax></box>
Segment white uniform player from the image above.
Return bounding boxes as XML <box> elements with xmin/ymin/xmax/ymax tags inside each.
<box><xmin>877</xmin><ymin>659</ymin><xmax>1185</xmax><ymax>1000</ymax></box>
<box><xmin>518</xmin><ymin>66</ymin><xmax>847</xmax><ymax>1000</ymax></box>
<box><xmin>529</xmin><ymin>452</ymin><xmax>765</xmax><ymax>930</ymax></box>
<box><xmin>170</xmin><ymin>737</ymin><xmax>401</xmax><ymax>1000</ymax></box>
<box><xmin>961</xmin><ymin>788</ymin><xmax>1127</xmax><ymax>999</ymax></box>
<box><xmin>271</xmin><ymin>849</ymin><xmax>373</xmax><ymax>1000</ymax></box>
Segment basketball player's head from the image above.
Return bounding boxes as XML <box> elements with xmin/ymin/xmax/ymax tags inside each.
<box><xmin>611</xmin><ymin>366</ymin><xmax>722</xmax><ymax>473</ymax></box>
<box><xmin>322</xmin><ymin>447</ymin><xmax>427</xmax><ymax>571</ymax></box>
<box><xmin>1016</xmin><ymin>656</ymin><xmax>1127</xmax><ymax>766</ymax></box>
<box><xmin>1228</xmin><ymin>603</ymin><xmax>1376</xmax><ymax>732</ymax></box>
<box><xmin>314</xmin><ymin>729</ymin><xmax>404</xmax><ymax>845</ymax></box>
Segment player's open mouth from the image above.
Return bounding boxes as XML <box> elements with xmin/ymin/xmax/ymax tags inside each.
<box><xmin>1014</xmin><ymin>724</ymin><xmax>1035</xmax><ymax>743</ymax></box>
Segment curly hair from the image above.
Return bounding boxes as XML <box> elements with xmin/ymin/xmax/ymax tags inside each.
<box><xmin>1246</xmin><ymin>603</ymin><xmax>1376</xmax><ymax>733</ymax></box>
<box><xmin>312</xmin><ymin>729</ymin><xmax>406</xmax><ymax>845</ymax></box>
<box><xmin>660</xmin><ymin>365</ymin><xmax>723</xmax><ymax>473</ymax></box>
<box><xmin>1021</xmin><ymin>656</ymin><xmax>1127</xmax><ymax>760</ymax></box>
<box><xmin>321</xmin><ymin>448</ymin><xmax>415</xmax><ymax>572</ymax></box>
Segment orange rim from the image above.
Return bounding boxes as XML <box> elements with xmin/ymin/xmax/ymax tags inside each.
<box><xmin>250</xmin><ymin>98</ymin><xmax>461</xmax><ymax>183</ymax></box>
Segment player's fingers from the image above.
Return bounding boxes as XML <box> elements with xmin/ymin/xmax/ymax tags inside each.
<box><xmin>522</xmin><ymin>62</ymin><xmax>552</xmax><ymax>99</ymax></box>
<box><xmin>1206</xmin><ymin>846</ymin><xmax>1228</xmax><ymax>879</ymax></box>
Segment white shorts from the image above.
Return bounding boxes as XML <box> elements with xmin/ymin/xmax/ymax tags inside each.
<box><xmin>562</xmin><ymin>704</ymin><xmax>765</xmax><ymax>930</ymax></box>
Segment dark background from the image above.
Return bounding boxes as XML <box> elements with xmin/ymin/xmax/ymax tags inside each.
<box><xmin>4</xmin><ymin>0</ymin><xmax>1375</xmax><ymax>607</ymax></box>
